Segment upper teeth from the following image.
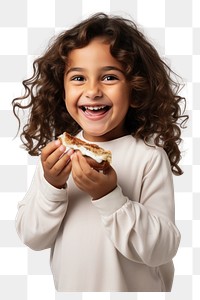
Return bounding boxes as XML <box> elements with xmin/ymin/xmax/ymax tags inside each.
<box><xmin>84</xmin><ymin>106</ymin><xmax>106</xmax><ymax>111</ymax></box>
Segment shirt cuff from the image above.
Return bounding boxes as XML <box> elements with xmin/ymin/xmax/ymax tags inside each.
<box><xmin>92</xmin><ymin>185</ymin><xmax>128</xmax><ymax>216</ymax></box>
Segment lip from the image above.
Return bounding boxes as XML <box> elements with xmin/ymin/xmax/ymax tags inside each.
<box><xmin>78</xmin><ymin>105</ymin><xmax>111</xmax><ymax>121</ymax></box>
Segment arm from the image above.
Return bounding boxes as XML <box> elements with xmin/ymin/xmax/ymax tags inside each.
<box><xmin>16</xmin><ymin>159</ymin><xmax>69</xmax><ymax>250</ymax></box>
<box><xmin>92</xmin><ymin>148</ymin><xmax>181</xmax><ymax>267</ymax></box>
<box><xmin>16</xmin><ymin>140</ymin><xmax>73</xmax><ymax>250</ymax></box>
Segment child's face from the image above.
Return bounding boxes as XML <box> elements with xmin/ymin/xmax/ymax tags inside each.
<box><xmin>64</xmin><ymin>37</ymin><xmax>130</xmax><ymax>142</ymax></box>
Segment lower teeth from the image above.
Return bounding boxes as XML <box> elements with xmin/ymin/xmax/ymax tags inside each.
<box><xmin>82</xmin><ymin>106</ymin><xmax>109</xmax><ymax>112</ymax></box>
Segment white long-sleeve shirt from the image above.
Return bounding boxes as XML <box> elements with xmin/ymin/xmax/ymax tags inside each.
<box><xmin>16</xmin><ymin>132</ymin><xmax>180</xmax><ymax>292</ymax></box>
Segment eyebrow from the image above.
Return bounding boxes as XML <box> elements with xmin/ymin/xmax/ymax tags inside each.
<box><xmin>65</xmin><ymin>66</ymin><xmax>125</xmax><ymax>75</ymax></box>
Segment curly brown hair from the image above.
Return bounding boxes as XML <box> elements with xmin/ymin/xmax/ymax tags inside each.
<box><xmin>12</xmin><ymin>12</ymin><xmax>188</xmax><ymax>175</ymax></box>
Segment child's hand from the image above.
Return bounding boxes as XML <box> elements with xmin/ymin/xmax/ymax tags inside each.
<box><xmin>71</xmin><ymin>151</ymin><xmax>117</xmax><ymax>200</ymax></box>
<box><xmin>41</xmin><ymin>140</ymin><xmax>74</xmax><ymax>189</ymax></box>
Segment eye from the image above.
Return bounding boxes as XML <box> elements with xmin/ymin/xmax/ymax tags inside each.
<box><xmin>102</xmin><ymin>75</ymin><xmax>119</xmax><ymax>81</ymax></box>
<box><xmin>71</xmin><ymin>75</ymin><xmax>85</xmax><ymax>81</ymax></box>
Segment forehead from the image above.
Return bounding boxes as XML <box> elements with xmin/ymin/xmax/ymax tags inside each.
<box><xmin>67</xmin><ymin>38</ymin><xmax>122</xmax><ymax>69</ymax></box>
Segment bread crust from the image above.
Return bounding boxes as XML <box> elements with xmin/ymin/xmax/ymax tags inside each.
<box><xmin>58</xmin><ymin>132</ymin><xmax>112</xmax><ymax>171</ymax></box>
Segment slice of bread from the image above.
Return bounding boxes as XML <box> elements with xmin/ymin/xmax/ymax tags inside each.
<box><xmin>58</xmin><ymin>132</ymin><xmax>112</xmax><ymax>168</ymax></box>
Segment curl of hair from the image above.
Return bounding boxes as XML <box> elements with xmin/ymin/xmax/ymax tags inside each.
<box><xmin>12</xmin><ymin>13</ymin><xmax>188</xmax><ymax>175</ymax></box>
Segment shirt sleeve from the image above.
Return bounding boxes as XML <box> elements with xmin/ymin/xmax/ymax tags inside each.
<box><xmin>92</xmin><ymin>147</ymin><xmax>181</xmax><ymax>267</ymax></box>
<box><xmin>15</xmin><ymin>158</ymin><xmax>69</xmax><ymax>250</ymax></box>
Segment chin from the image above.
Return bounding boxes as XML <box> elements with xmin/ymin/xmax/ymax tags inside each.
<box><xmin>82</xmin><ymin>129</ymin><xmax>109</xmax><ymax>141</ymax></box>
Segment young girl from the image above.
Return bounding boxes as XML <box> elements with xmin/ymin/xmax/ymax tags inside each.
<box><xmin>13</xmin><ymin>13</ymin><xmax>188</xmax><ymax>292</ymax></box>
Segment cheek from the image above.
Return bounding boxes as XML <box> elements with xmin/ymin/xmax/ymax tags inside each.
<box><xmin>64</xmin><ymin>88</ymin><xmax>76</xmax><ymax>109</ymax></box>
<box><xmin>64</xmin><ymin>85</ymin><xmax>80</xmax><ymax>102</ymax></box>
<box><xmin>64</xmin><ymin>97</ymin><xmax>79</xmax><ymax>122</ymax></box>
<box><xmin>65</xmin><ymin>100</ymin><xmax>75</xmax><ymax>117</ymax></box>
<box><xmin>114</xmin><ymin>89</ymin><xmax>130</xmax><ymax>110</ymax></box>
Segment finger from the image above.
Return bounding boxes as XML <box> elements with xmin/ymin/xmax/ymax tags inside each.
<box><xmin>41</xmin><ymin>140</ymin><xmax>61</xmax><ymax>162</ymax></box>
<box><xmin>71</xmin><ymin>166</ymin><xmax>92</xmax><ymax>192</ymax></box>
<box><xmin>78</xmin><ymin>152</ymin><xmax>104</xmax><ymax>178</ymax></box>
<box><xmin>71</xmin><ymin>153</ymin><xmax>88</xmax><ymax>182</ymax></box>
<box><xmin>45</xmin><ymin>145</ymin><xmax>67</xmax><ymax>170</ymax></box>
<box><xmin>76</xmin><ymin>151</ymin><xmax>91</xmax><ymax>170</ymax></box>
<box><xmin>102</xmin><ymin>164</ymin><xmax>114</xmax><ymax>175</ymax></box>
<box><xmin>71</xmin><ymin>152</ymin><xmax>81</xmax><ymax>174</ymax></box>
<box><xmin>71</xmin><ymin>152</ymin><xmax>98</xmax><ymax>183</ymax></box>
<box><xmin>51</xmin><ymin>150</ymin><xmax>74</xmax><ymax>176</ymax></box>
<box><xmin>56</xmin><ymin>159</ymin><xmax>72</xmax><ymax>177</ymax></box>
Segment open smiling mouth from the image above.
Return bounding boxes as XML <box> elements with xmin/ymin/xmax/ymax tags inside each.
<box><xmin>80</xmin><ymin>105</ymin><xmax>111</xmax><ymax>116</ymax></box>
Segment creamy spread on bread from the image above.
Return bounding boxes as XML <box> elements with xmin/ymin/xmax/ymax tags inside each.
<box><xmin>58</xmin><ymin>132</ymin><xmax>112</xmax><ymax>164</ymax></box>
<box><xmin>64</xmin><ymin>144</ymin><xmax>105</xmax><ymax>163</ymax></box>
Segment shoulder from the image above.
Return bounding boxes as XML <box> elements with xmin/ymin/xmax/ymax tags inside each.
<box><xmin>113</xmin><ymin>134</ymin><xmax>167</xmax><ymax>158</ymax></box>
<box><xmin>136</xmin><ymin>138</ymin><xmax>167</xmax><ymax>158</ymax></box>
<box><xmin>111</xmin><ymin>135</ymin><xmax>171</xmax><ymax>170</ymax></box>
<box><xmin>135</xmin><ymin>138</ymin><xmax>170</xmax><ymax>167</ymax></box>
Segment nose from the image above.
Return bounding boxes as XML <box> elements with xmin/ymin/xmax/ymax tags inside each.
<box><xmin>84</xmin><ymin>80</ymin><xmax>103</xmax><ymax>100</ymax></box>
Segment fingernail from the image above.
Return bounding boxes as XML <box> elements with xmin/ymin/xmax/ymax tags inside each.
<box><xmin>55</xmin><ymin>140</ymin><xmax>61</xmax><ymax>146</ymax></box>
<box><xmin>67</xmin><ymin>149</ymin><xmax>74</xmax><ymax>156</ymax></box>
<box><xmin>71</xmin><ymin>152</ymin><xmax>76</xmax><ymax>159</ymax></box>
<box><xmin>59</xmin><ymin>145</ymin><xmax>66</xmax><ymax>152</ymax></box>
